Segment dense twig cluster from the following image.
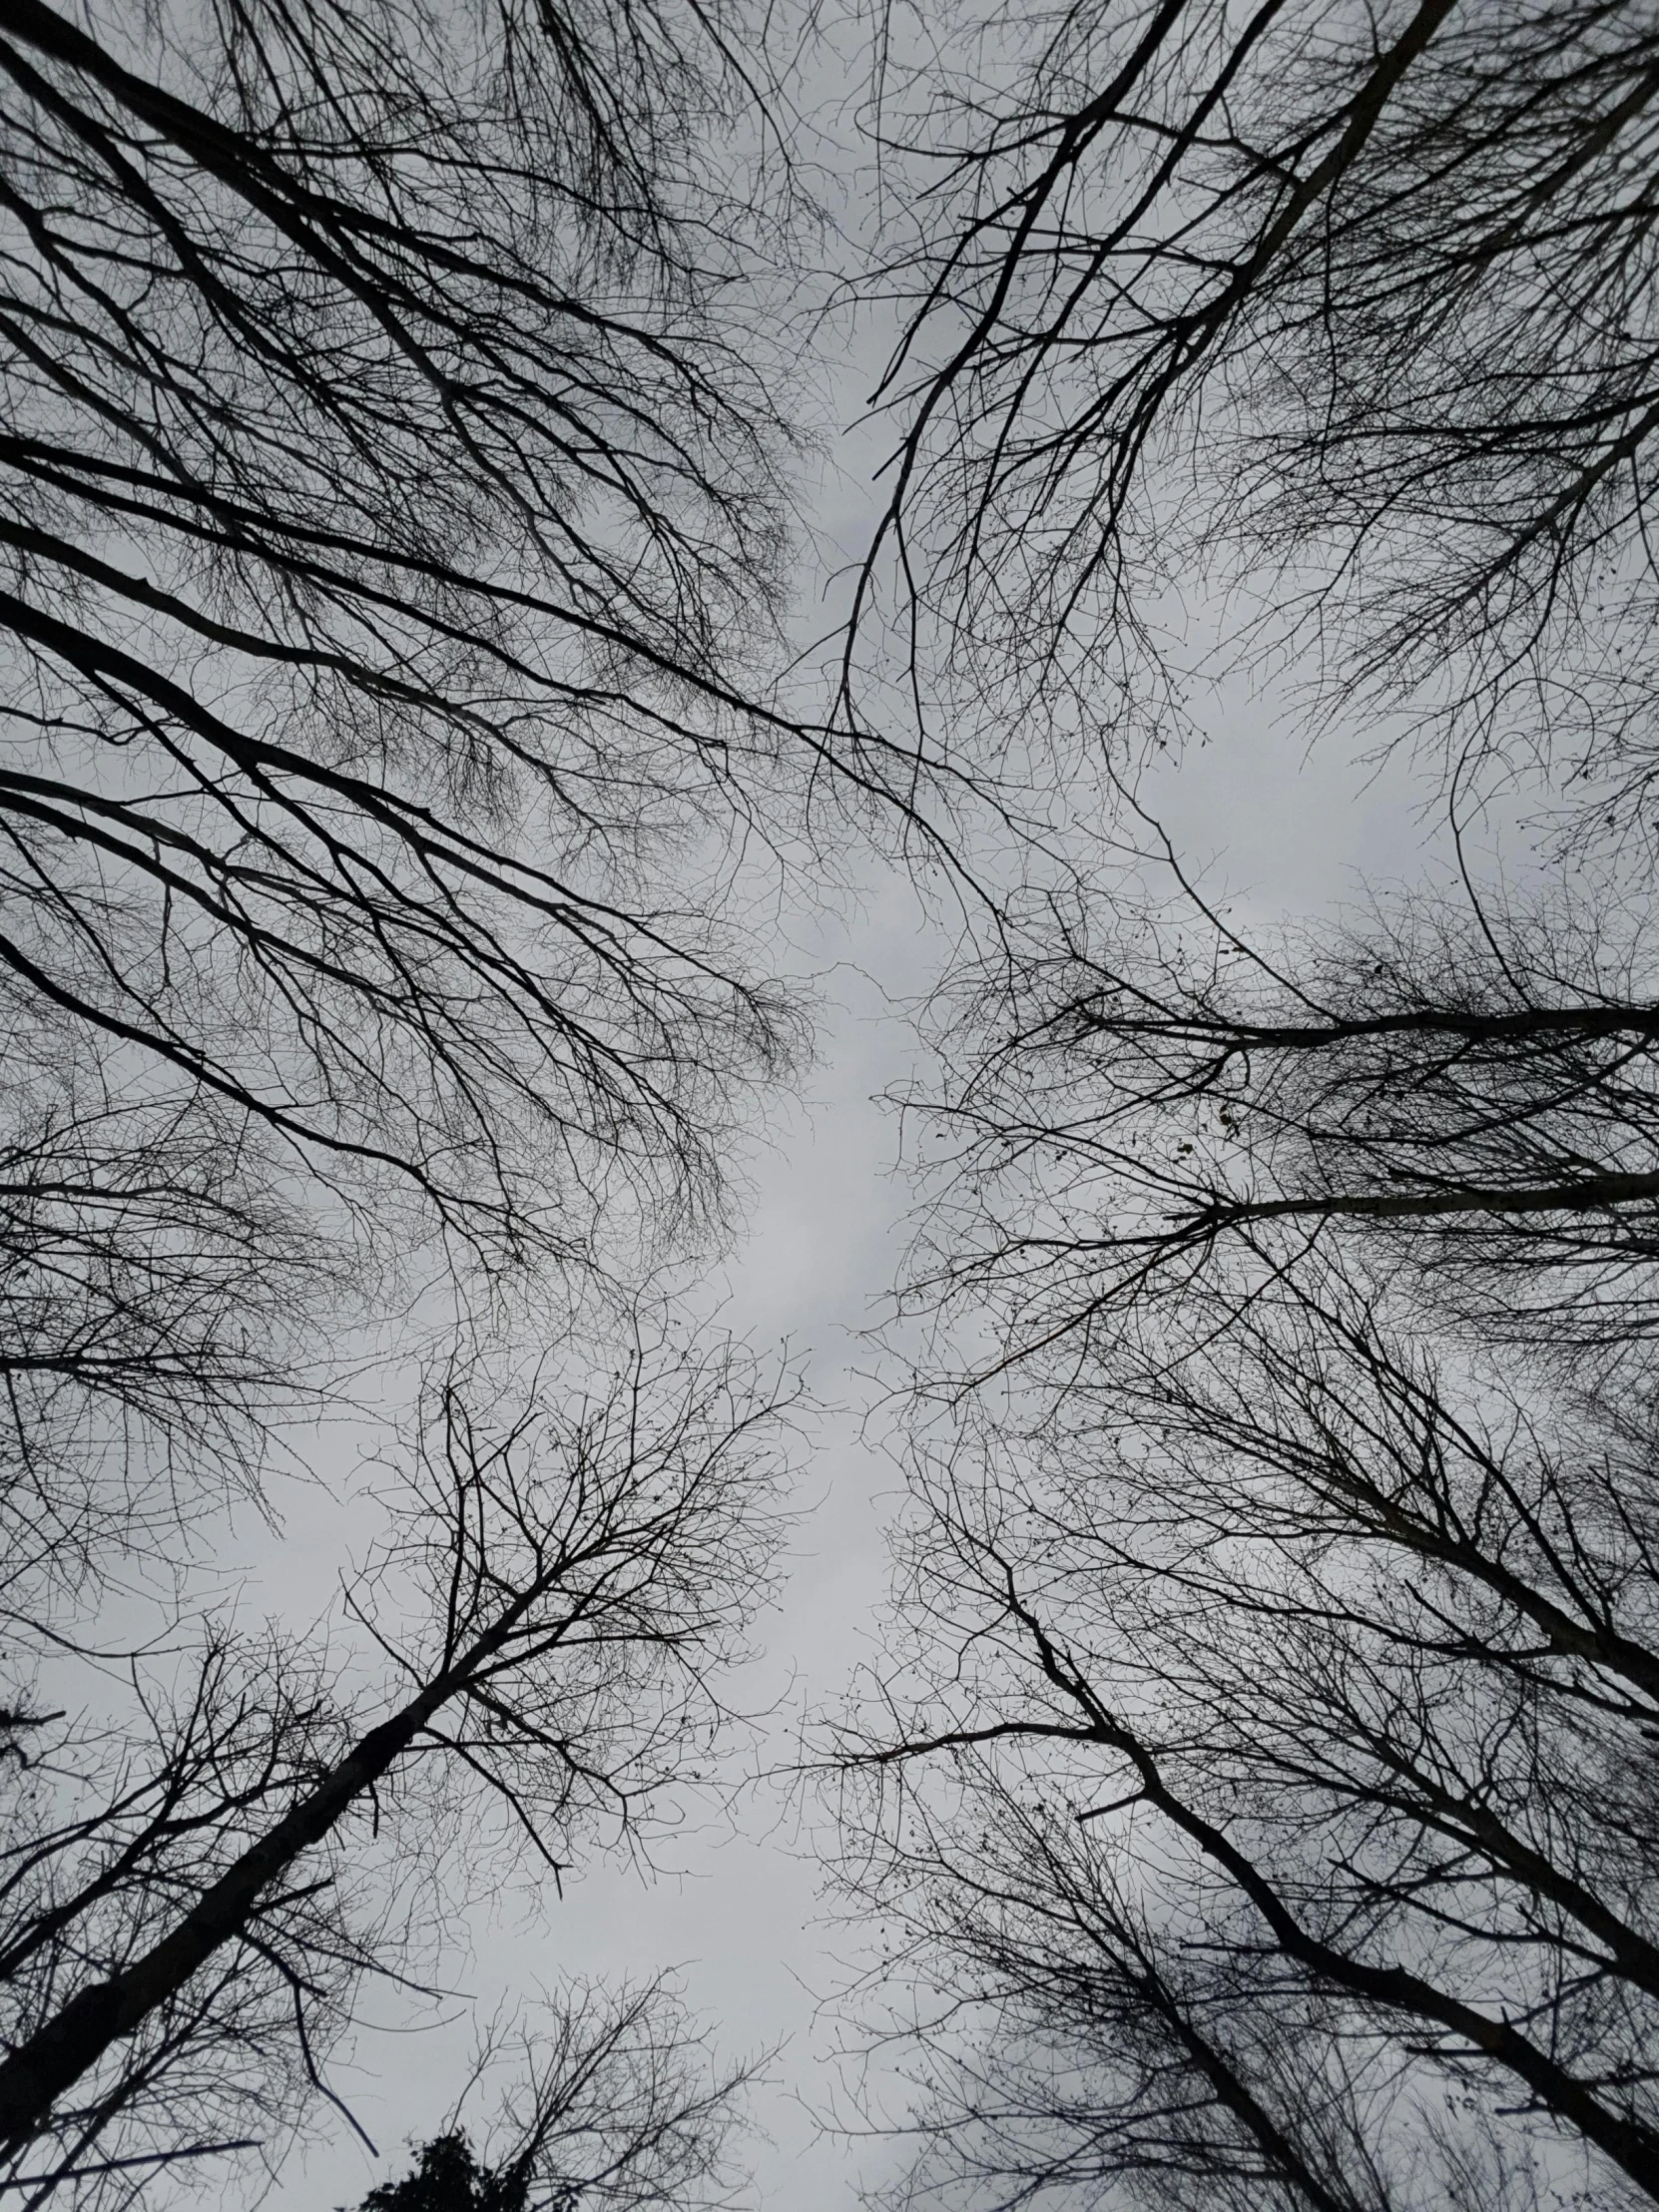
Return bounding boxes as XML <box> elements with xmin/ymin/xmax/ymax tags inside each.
<box><xmin>0</xmin><ymin>0</ymin><xmax>820</xmax><ymax>1278</ymax></box>
<box><xmin>840</xmin><ymin>1273</ymin><xmax>1659</xmax><ymax>2207</ymax></box>
<box><xmin>903</xmin><ymin>866</ymin><xmax>1659</xmax><ymax>1370</ymax></box>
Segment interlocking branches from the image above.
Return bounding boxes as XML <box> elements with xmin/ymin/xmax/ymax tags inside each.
<box><xmin>0</xmin><ymin>0</ymin><xmax>818</xmax><ymax>1282</ymax></box>
<box><xmin>851</xmin><ymin>0</ymin><xmax>1659</xmax><ymax>815</ymax></box>
<box><xmin>0</xmin><ymin>1326</ymin><xmax>791</xmax><ymax>2204</ymax></box>
<box><xmin>832</xmin><ymin>6</ymin><xmax>1659</xmax><ymax>2207</ymax></box>
<box><xmin>832</xmin><ymin>1276</ymin><xmax>1659</xmax><ymax>2208</ymax></box>
<box><xmin>899</xmin><ymin>867</ymin><xmax>1659</xmax><ymax>1374</ymax></box>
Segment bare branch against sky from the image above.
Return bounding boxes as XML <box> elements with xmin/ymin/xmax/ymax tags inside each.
<box><xmin>7</xmin><ymin>2</ymin><xmax>1659</xmax><ymax>2208</ymax></box>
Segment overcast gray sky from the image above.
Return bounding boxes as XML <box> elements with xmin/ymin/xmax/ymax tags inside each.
<box><xmin>231</xmin><ymin>116</ymin><xmax>1552</xmax><ymax>2187</ymax></box>
<box><xmin>244</xmin><ymin>627</ymin><xmax>1473</xmax><ymax>2212</ymax></box>
<box><xmin>4</xmin><ymin>15</ymin><xmax>1619</xmax><ymax>2210</ymax></box>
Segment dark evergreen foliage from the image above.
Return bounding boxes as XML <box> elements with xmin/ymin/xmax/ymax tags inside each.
<box><xmin>353</xmin><ymin>2132</ymin><xmax>525</xmax><ymax>2212</ymax></box>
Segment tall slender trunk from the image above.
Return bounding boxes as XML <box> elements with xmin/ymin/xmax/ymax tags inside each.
<box><xmin>0</xmin><ymin>1600</ymin><xmax>525</xmax><ymax>2152</ymax></box>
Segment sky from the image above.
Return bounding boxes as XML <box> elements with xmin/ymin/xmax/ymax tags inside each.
<box><xmin>246</xmin><ymin>635</ymin><xmax>1460</xmax><ymax>2211</ymax></box>
<box><xmin>252</xmin><ymin>861</ymin><xmax>930</xmax><ymax>2212</ymax></box>
<box><xmin>126</xmin><ymin>112</ymin><xmax>1530</xmax><ymax>2206</ymax></box>
<box><xmin>0</xmin><ymin>17</ymin><xmax>1616</xmax><ymax>2212</ymax></box>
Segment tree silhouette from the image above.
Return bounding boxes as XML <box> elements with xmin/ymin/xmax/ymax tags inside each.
<box><xmin>345</xmin><ymin>1977</ymin><xmax>756</xmax><ymax>2212</ymax></box>
<box><xmin>850</xmin><ymin>0</ymin><xmax>1659</xmax><ymax>825</ymax></box>
<box><xmin>356</xmin><ymin>2133</ymin><xmax>524</xmax><ymax>2212</ymax></box>
<box><xmin>0</xmin><ymin>1332</ymin><xmax>787</xmax><ymax>2196</ymax></box>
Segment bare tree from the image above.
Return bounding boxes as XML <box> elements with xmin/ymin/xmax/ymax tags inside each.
<box><xmin>0</xmin><ymin>0</ymin><xmax>830</xmax><ymax>1273</ymax></box>
<box><xmin>832</xmin><ymin>1266</ymin><xmax>1659</xmax><ymax>2210</ymax></box>
<box><xmin>840</xmin><ymin>0</ymin><xmax>1659</xmax><ymax>846</ymax></box>
<box><xmin>824</xmin><ymin>2</ymin><xmax>1659</xmax><ymax>2205</ymax></box>
<box><xmin>0</xmin><ymin>1324</ymin><xmax>790</xmax><ymax>2205</ymax></box>
<box><xmin>895</xmin><ymin>856</ymin><xmax>1659</xmax><ymax>1377</ymax></box>
<box><xmin>351</xmin><ymin>1975</ymin><xmax>760</xmax><ymax>2212</ymax></box>
<box><xmin>0</xmin><ymin>0</ymin><xmax>879</xmax><ymax>1689</ymax></box>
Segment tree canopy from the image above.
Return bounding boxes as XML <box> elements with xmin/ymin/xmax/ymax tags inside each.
<box><xmin>11</xmin><ymin>1</ymin><xmax>1659</xmax><ymax>2207</ymax></box>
